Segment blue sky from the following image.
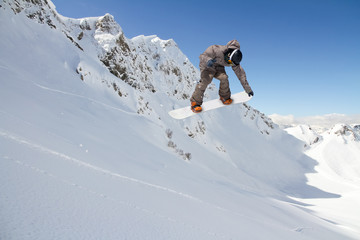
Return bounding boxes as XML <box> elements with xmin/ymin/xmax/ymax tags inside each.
<box><xmin>52</xmin><ymin>0</ymin><xmax>360</xmax><ymax>117</ymax></box>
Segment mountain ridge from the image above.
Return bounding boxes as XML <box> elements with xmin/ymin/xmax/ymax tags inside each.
<box><xmin>1</xmin><ymin>0</ymin><xmax>359</xmax><ymax>239</ymax></box>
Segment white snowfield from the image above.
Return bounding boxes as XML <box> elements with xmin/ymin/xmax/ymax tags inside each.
<box><xmin>281</xmin><ymin>123</ymin><xmax>360</xmax><ymax>236</ymax></box>
<box><xmin>1</xmin><ymin>1</ymin><xmax>359</xmax><ymax>239</ymax></box>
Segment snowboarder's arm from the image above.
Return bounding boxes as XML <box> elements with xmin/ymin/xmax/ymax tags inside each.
<box><xmin>199</xmin><ymin>46</ymin><xmax>216</xmax><ymax>69</ymax></box>
<box><xmin>232</xmin><ymin>65</ymin><xmax>252</xmax><ymax>93</ymax></box>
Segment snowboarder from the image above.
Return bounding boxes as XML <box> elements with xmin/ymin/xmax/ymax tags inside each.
<box><xmin>190</xmin><ymin>40</ymin><xmax>254</xmax><ymax>113</ymax></box>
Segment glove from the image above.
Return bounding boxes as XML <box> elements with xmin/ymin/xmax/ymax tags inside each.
<box><xmin>207</xmin><ymin>59</ymin><xmax>216</xmax><ymax>67</ymax></box>
<box><xmin>248</xmin><ymin>91</ymin><xmax>254</xmax><ymax>97</ymax></box>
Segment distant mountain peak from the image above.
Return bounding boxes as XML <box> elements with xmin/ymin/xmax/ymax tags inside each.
<box><xmin>95</xmin><ymin>13</ymin><xmax>122</xmax><ymax>35</ymax></box>
<box><xmin>329</xmin><ymin>124</ymin><xmax>360</xmax><ymax>141</ymax></box>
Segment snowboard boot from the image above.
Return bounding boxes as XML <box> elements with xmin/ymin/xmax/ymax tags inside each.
<box><xmin>220</xmin><ymin>97</ymin><xmax>233</xmax><ymax>105</ymax></box>
<box><xmin>191</xmin><ymin>102</ymin><xmax>202</xmax><ymax>113</ymax></box>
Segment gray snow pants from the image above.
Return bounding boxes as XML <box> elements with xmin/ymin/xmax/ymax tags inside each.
<box><xmin>190</xmin><ymin>66</ymin><xmax>231</xmax><ymax>105</ymax></box>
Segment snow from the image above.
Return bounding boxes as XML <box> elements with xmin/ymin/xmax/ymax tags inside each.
<box><xmin>270</xmin><ymin>113</ymin><xmax>360</xmax><ymax>132</ymax></box>
<box><xmin>279</xmin><ymin>122</ymin><xmax>360</xmax><ymax>238</ymax></box>
<box><xmin>285</xmin><ymin>125</ymin><xmax>322</xmax><ymax>148</ymax></box>
<box><xmin>1</xmin><ymin>1</ymin><xmax>360</xmax><ymax>239</ymax></box>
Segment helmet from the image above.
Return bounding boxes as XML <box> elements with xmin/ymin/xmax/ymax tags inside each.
<box><xmin>228</xmin><ymin>49</ymin><xmax>242</xmax><ymax>65</ymax></box>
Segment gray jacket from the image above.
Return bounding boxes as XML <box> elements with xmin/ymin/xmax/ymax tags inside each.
<box><xmin>199</xmin><ymin>40</ymin><xmax>252</xmax><ymax>93</ymax></box>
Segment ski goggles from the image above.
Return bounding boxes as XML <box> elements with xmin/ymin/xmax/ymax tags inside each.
<box><xmin>227</xmin><ymin>59</ymin><xmax>235</xmax><ymax>66</ymax></box>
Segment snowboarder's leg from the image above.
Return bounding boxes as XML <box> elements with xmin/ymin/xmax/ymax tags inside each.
<box><xmin>190</xmin><ymin>69</ymin><xmax>214</xmax><ymax>105</ymax></box>
<box><xmin>214</xmin><ymin>67</ymin><xmax>231</xmax><ymax>101</ymax></box>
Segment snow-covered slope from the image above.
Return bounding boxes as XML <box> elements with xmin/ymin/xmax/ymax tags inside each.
<box><xmin>278</xmin><ymin>120</ymin><xmax>360</xmax><ymax>237</ymax></box>
<box><xmin>285</xmin><ymin>125</ymin><xmax>322</xmax><ymax>149</ymax></box>
<box><xmin>1</xmin><ymin>0</ymin><xmax>359</xmax><ymax>239</ymax></box>
<box><xmin>270</xmin><ymin>113</ymin><xmax>360</xmax><ymax>133</ymax></box>
<box><xmin>281</xmin><ymin>122</ymin><xmax>360</xmax><ymax>186</ymax></box>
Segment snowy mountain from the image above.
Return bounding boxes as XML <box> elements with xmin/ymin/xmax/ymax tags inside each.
<box><xmin>271</xmin><ymin>117</ymin><xmax>360</xmax><ymax>237</ymax></box>
<box><xmin>284</xmin><ymin>122</ymin><xmax>360</xmax><ymax>184</ymax></box>
<box><xmin>1</xmin><ymin>0</ymin><xmax>359</xmax><ymax>239</ymax></box>
<box><xmin>270</xmin><ymin>113</ymin><xmax>360</xmax><ymax>133</ymax></box>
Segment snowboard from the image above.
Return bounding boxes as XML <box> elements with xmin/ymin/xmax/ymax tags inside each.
<box><xmin>169</xmin><ymin>91</ymin><xmax>252</xmax><ymax>119</ymax></box>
